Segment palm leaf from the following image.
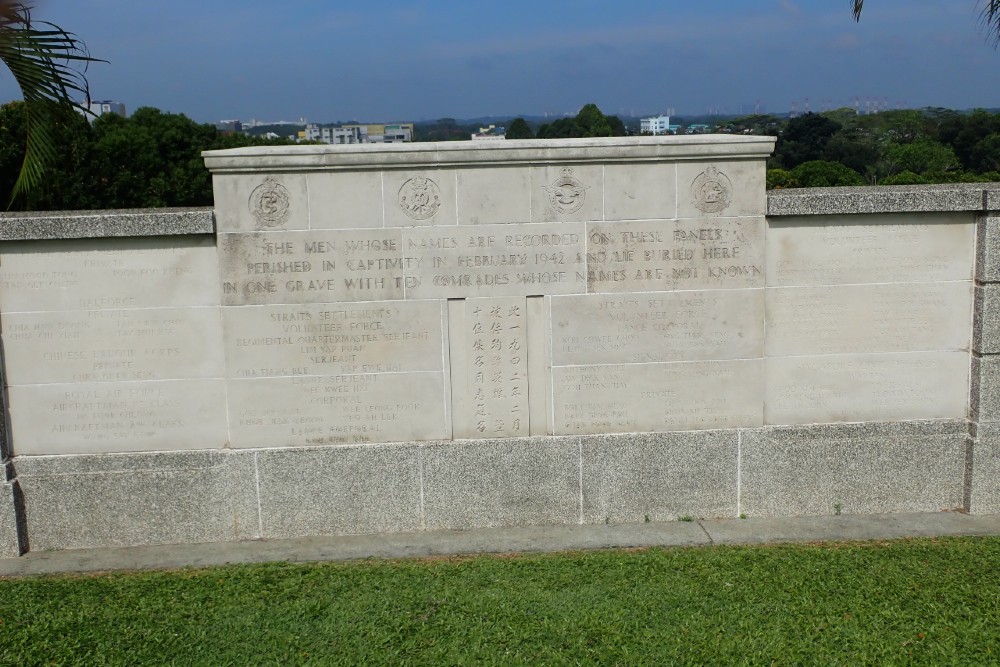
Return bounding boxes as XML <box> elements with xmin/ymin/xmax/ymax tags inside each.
<box><xmin>854</xmin><ymin>0</ymin><xmax>1000</xmax><ymax>44</ymax></box>
<box><xmin>0</xmin><ymin>2</ymin><xmax>102</xmax><ymax>204</ymax></box>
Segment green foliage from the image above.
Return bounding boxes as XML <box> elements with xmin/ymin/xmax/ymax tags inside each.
<box><xmin>766</xmin><ymin>168</ymin><xmax>800</xmax><ymax>189</ymax></box>
<box><xmin>505</xmin><ymin>117</ymin><xmax>533</xmax><ymax>139</ymax></box>
<box><xmin>790</xmin><ymin>160</ymin><xmax>865</xmax><ymax>187</ymax></box>
<box><xmin>3</xmin><ymin>538</ymin><xmax>1000</xmax><ymax>664</ymax></box>
<box><xmin>537</xmin><ymin>103</ymin><xmax>627</xmax><ymax>139</ymax></box>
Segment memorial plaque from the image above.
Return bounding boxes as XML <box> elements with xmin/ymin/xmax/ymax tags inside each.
<box><xmin>402</xmin><ymin>223</ymin><xmax>588</xmax><ymax>298</ymax></box>
<box><xmin>8</xmin><ymin>379</ymin><xmax>228</xmax><ymax>455</ymax></box>
<box><xmin>585</xmin><ymin>218</ymin><xmax>764</xmax><ymax>293</ymax></box>
<box><xmin>213</xmin><ymin>173</ymin><xmax>308</xmax><ymax>233</ymax></box>
<box><xmin>223</xmin><ymin>300</ymin><xmax>445</xmax><ymax>377</ymax></box>
<box><xmin>456</xmin><ymin>167</ymin><xmax>531</xmax><ymax>226</ymax></box>
<box><xmin>766</xmin><ymin>282</ymin><xmax>973</xmax><ymax>357</ymax></box>
<box><xmin>383</xmin><ymin>169</ymin><xmax>457</xmax><ymax>228</ymax></box>
<box><xmin>551</xmin><ymin>290</ymin><xmax>764</xmax><ymax>366</ymax></box>
<box><xmin>3</xmin><ymin>307</ymin><xmax>224</xmax><ymax>384</ymax></box>
<box><xmin>0</xmin><ymin>237</ymin><xmax>220</xmax><ymax>311</ymax></box>
<box><xmin>676</xmin><ymin>160</ymin><xmax>766</xmax><ymax>219</ymax></box>
<box><xmin>451</xmin><ymin>297</ymin><xmax>529</xmax><ymax>439</ymax></box>
<box><xmin>227</xmin><ymin>372</ymin><xmax>448</xmax><ymax>448</ymax></box>
<box><xmin>218</xmin><ymin>230</ymin><xmax>408</xmax><ymax>305</ymax></box>
<box><xmin>767</xmin><ymin>214</ymin><xmax>975</xmax><ymax>287</ymax></box>
<box><xmin>307</xmin><ymin>171</ymin><xmax>384</xmax><ymax>230</ymax></box>
<box><xmin>530</xmin><ymin>165</ymin><xmax>603</xmax><ymax>223</ymax></box>
<box><xmin>603</xmin><ymin>162</ymin><xmax>677</xmax><ymax>222</ymax></box>
<box><xmin>765</xmin><ymin>351</ymin><xmax>969</xmax><ymax>425</ymax></box>
<box><xmin>551</xmin><ymin>360</ymin><xmax>763</xmax><ymax>435</ymax></box>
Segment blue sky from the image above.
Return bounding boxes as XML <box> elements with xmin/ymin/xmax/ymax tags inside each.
<box><xmin>2</xmin><ymin>0</ymin><xmax>999</xmax><ymax>123</ymax></box>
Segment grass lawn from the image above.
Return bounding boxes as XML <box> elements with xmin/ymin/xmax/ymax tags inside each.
<box><xmin>1</xmin><ymin>536</ymin><xmax>999</xmax><ymax>665</ymax></box>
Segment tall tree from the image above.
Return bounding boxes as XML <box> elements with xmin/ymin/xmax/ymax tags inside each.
<box><xmin>853</xmin><ymin>1</ymin><xmax>1000</xmax><ymax>44</ymax></box>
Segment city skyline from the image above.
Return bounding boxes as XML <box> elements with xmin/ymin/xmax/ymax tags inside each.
<box><xmin>0</xmin><ymin>0</ymin><xmax>997</xmax><ymax>123</ymax></box>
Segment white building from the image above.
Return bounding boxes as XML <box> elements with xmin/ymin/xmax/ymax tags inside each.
<box><xmin>302</xmin><ymin>123</ymin><xmax>412</xmax><ymax>145</ymax></box>
<box><xmin>640</xmin><ymin>115</ymin><xmax>671</xmax><ymax>135</ymax></box>
<box><xmin>80</xmin><ymin>99</ymin><xmax>127</xmax><ymax>123</ymax></box>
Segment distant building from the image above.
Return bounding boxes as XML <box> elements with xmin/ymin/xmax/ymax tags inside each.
<box><xmin>302</xmin><ymin>123</ymin><xmax>413</xmax><ymax>145</ymax></box>
<box><xmin>640</xmin><ymin>115</ymin><xmax>671</xmax><ymax>135</ymax></box>
<box><xmin>471</xmin><ymin>125</ymin><xmax>506</xmax><ymax>141</ymax></box>
<box><xmin>216</xmin><ymin>119</ymin><xmax>243</xmax><ymax>134</ymax></box>
<box><xmin>82</xmin><ymin>99</ymin><xmax>127</xmax><ymax>123</ymax></box>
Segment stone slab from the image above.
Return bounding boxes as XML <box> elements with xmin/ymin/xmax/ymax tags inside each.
<box><xmin>970</xmin><ymin>423</ymin><xmax>1000</xmax><ymax>514</ymax></box>
<box><xmin>581</xmin><ymin>431</ymin><xmax>738</xmax><ymax>524</ymax></box>
<box><xmin>13</xmin><ymin>450</ymin><xmax>259</xmax><ymax>550</ymax></box>
<box><xmin>677</xmin><ymin>160</ymin><xmax>766</xmax><ymax>218</ymax></box>
<box><xmin>0</xmin><ymin>482</ymin><xmax>20</xmax><ymax>558</ymax></box>
<box><xmin>551</xmin><ymin>290</ymin><xmax>763</xmax><ymax>365</ymax></box>
<box><xmin>585</xmin><ymin>218</ymin><xmax>764</xmax><ymax>294</ymax></box>
<box><xmin>227</xmin><ymin>372</ymin><xmax>449</xmax><ymax>448</ymax></box>
<box><xmin>0</xmin><ymin>208</ymin><xmax>215</xmax><ymax>241</ymax></box>
<box><xmin>456</xmin><ymin>166</ymin><xmax>531</xmax><ymax>225</ymax></box>
<box><xmin>740</xmin><ymin>421</ymin><xmax>967</xmax><ymax>517</ymax></box>
<box><xmin>978</xmin><ymin>215</ymin><xmax>1000</xmax><ymax>284</ymax></box>
<box><xmin>223</xmin><ymin>300</ymin><xmax>445</xmax><ymax>378</ymax></box>
<box><xmin>421</xmin><ymin>437</ymin><xmax>580</xmax><ymax>530</ymax></box>
<box><xmin>7</xmin><ymin>379</ymin><xmax>229</xmax><ymax>456</ymax></box>
<box><xmin>603</xmin><ymin>162</ymin><xmax>677</xmax><ymax>222</ymax></box>
<box><xmin>255</xmin><ymin>444</ymin><xmax>423</xmax><ymax>539</ymax></box>
<box><xmin>766</xmin><ymin>282</ymin><xmax>973</xmax><ymax>357</ymax></box>
<box><xmin>766</xmin><ymin>351</ymin><xmax>970</xmax><ymax>425</ymax></box>
<box><xmin>217</xmin><ymin>230</ymin><xmax>407</xmax><ymax>305</ymax></box>
<box><xmin>307</xmin><ymin>170</ymin><xmax>383</xmax><ymax>230</ymax></box>
<box><xmin>402</xmin><ymin>223</ymin><xmax>588</xmax><ymax>298</ymax></box>
<box><xmin>0</xmin><ymin>236</ymin><xmax>221</xmax><ymax>312</ymax></box>
<box><xmin>766</xmin><ymin>213</ymin><xmax>975</xmax><ymax>287</ymax></box>
<box><xmin>766</xmin><ymin>184</ymin><xmax>999</xmax><ymax>217</ymax></box>
<box><xmin>213</xmin><ymin>173</ymin><xmax>309</xmax><ymax>233</ymax></box>
<box><xmin>552</xmin><ymin>359</ymin><xmax>764</xmax><ymax>435</ymax></box>
<box><xmin>972</xmin><ymin>355</ymin><xmax>1000</xmax><ymax>423</ymax></box>
<box><xmin>3</xmin><ymin>307</ymin><xmax>224</xmax><ymax>384</ymax></box>
<box><xmin>383</xmin><ymin>169</ymin><xmax>457</xmax><ymax>227</ymax></box>
<box><xmin>530</xmin><ymin>164</ymin><xmax>603</xmax><ymax>223</ymax></box>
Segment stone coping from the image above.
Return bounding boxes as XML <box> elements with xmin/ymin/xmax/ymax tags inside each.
<box><xmin>202</xmin><ymin>136</ymin><xmax>777</xmax><ymax>172</ymax></box>
<box><xmin>0</xmin><ymin>207</ymin><xmax>214</xmax><ymax>241</ymax></box>
<box><xmin>768</xmin><ymin>183</ymin><xmax>1000</xmax><ymax>217</ymax></box>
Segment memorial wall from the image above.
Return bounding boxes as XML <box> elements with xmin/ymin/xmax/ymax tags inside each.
<box><xmin>0</xmin><ymin>138</ymin><xmax>996</xmax><ymax>557</ymax></box>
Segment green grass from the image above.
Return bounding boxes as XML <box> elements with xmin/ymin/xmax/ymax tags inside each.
<box><xmin>2</xmin><ymin>537</ymin><xmax>1000</xmax><ymax>666</ymax></box>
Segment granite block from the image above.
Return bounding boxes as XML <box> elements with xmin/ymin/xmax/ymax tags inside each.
<box><xmin>0</xmin><ymin>482</ymin><xmax>21</xmax><ymax>558</ymax></box>
<box><xmin>767</xmin><ymin>184</ymin><xmax>992</xmax><ymax>217</ymax></box>
<box><xmin>970</xmin><ymin>422</ymin><xmax>1000</xmax><ymax>514</ymax></box>
<box><xmin>741</xmin><ymin>421</ymin><xmax>967</xmax><ymax>517</ymax></box>
<box><xmin>974</xmin><ymin>285</ymin><xmax>1000</xmax><ymax>354</ymax></box>
<box><xmin>0</xmin><ymin>208</ymin><xmax>214</xmax><ymax>241</ymax></box>
<box><xmin>987</xmin><ymin>189</ymin><xmax>1000</xmax><ymax>214</ymax></box>
<box><xmin>977</xmin><ymin>215</ymin><xmax>1000</xmax><ymax>283</ymax></box>
<box><xmin>255</xmin><ymin>443</ymin><xmax>423</xmax><ymax>539</ymax></box>
<box><xmin>971</xmin><ymin>355</ymin><xmax>1000</xmax><ymax>422</ymax></box>
<box><xmin>581</xmin><ymin>431</ymin><xmax>738</xmax><ymax>524</ymax></box>
<box><xmin>14</xmin><ymin>450</ymin><xmax>259</xmax><ymax>550</ymax></box>
<box><xmin>422</xmin><ymin>437</ymin><xmax>580</xmax><ymax>530</ymax></box>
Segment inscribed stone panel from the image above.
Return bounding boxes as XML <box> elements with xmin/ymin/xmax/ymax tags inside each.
<box><xmin>676</xmin><ymin>160</ymin><xmax>766</xmax><ymax>219</ymax></box>
<box><xmin>3</xmin><ymin>307</ymin><xmax>224</xmax><ymax>384</ymax></box>
<box><xmin>223</xmin><ymin>300</ymin><xmax>444</xmax><ymax>377</ymax></box>
<box><xmin>765</xmin><ymin>282</ymin><xmax>973</xmax><ymax>357</ymax></box>
<box><xmin>530</xmin><ymin>164</ymin><xmax>603</xmax><ymax>223</ymax></box>
<box><xmin>551</xmin><ymin>360</ymin><xmax>763</xmax><ymax>435</ymax></box>
<box><xmin>603</xmin><ymin>162</ymin><xmax>677</xmax><ymax>222</ymax></box>
<box><xmin>218</xmin><ymin>230</ymin><xmax>407</xmax><ymax>305</ymax></box>
<box><xmin>765</xmin><ymin>351</ymin><xmax>970</xmax><ymax>425</ymax></box>
<box><xmin>0</xmin><ymin>236</ymin><xmax>220</xmax><ymax>311</ymax></box>
<box><xmin>766</xmin><ymin>213</ymin><xmax>975</xmax><ymax>287</ymax></box>
<box><xmin>8</xmin><ymin>379</ymin><xmax>228</xmax><ymax>455</ymax></box>
<box><xmin>382</xmin><ymin>169</ymin><xmax>457</xmax><ymax>228</ymax></box>
<box><xmin>456</xmin><ymin>167</ymin><xmax>531</xmax><ymax>225</ymax></box>
<box><xmin>227</xmin><ymin>373</ymin><xmax>448</xmax><ymax>448</ymax></box>
<box><xmin>307</xmin><ymin>171</ymin><xmax>383</xmax><ymax>230</ymax></box>
<box><xmin>402</xmin><ymin>223</ymin><xmax>588</xmax><ymax>298</ymax></box>
<box><xmin>213</xmin><ymin>173</ymin><xmax>309</xmax><ymax>233</ymax></box>
<box><xmin>585</xmin><ymin>218</ymin><xmax>764</xmax><ymax>293</ymax></box>
<box><xmin>551</xmin><ymin>290</ymin><xmax>764</xmax><ymax>366</ymax></box>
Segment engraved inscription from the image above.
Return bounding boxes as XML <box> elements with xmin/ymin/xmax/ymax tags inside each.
<box><xmin>464</xmin><ymin>297</ymin><xmax>529</xmax><ymax>438</ymax></box>
<box><xmin>543</xmin><ymin>167</ymin><xmax>589</xmax><ymax>215</ymax></box>
<box><xmin>249</xmin><ymin>177</ymin><xmax>291</xmax><ymax>229</ymax></box>
<box><xmin>691</xmin><ymin>165</ymin><xmax>733</xmax><ymax>214</ymax></box>
<box><xmin>398</xmin><ymin>176</ymin><xmax>442</xmax><ymax>220</ymax></box>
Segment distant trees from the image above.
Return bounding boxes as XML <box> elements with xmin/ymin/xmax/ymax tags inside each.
<box><xmin>506</xmin><ymin>117</ymin><xmax>533</xmax><ymax>139</ymax></box>
<box><xmin>536</xmin><ymin>103</ymin><xmax>627</xmax><ymax>139</ymax></box>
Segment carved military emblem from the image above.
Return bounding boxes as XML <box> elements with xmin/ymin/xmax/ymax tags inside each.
<box><xmin>543</xmin><ymin>167</ymin><xmax>589</xmax><ymax>215</ymax></box>
<box><xmin>398</xmin><ymin>176</ymin><xmax>441</xmax><ymax>220</ymax></box>
<box><xmin>691</xmin><ymin>165</ymin><xmax>733</xmax><ymax>214</ymax></box>
<box><xmin>249</xmin><ymin>177</ymin><xmax>291</xmax><ymax>229</ymax></box>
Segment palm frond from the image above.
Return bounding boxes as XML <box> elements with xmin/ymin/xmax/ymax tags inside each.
<box><xmin>0</xmin><ymin>2</ymin><xmax>102</xmax><ymax>204</ymax></box>
<box><xmin>852</xmin><ymin>0</ymin><xmax>863</xmax><ymax>22</ymax></box>
<box><xmin>980</xmin><ymin>0</ymin><xmax>1000</xmax><ymax>45</ymax></box>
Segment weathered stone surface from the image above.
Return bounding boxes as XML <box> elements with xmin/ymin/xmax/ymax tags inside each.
<box><xmin>307</xmin><ymin>170</ymin><xmax>384</xmax><ymax>230</ymax></box>
<box><xmin>0</xmin><ymin>482</ymin><xmax>20</xmax><ymax>558</ymax></box>
<box><xmin>551</xmin><ymin>289</ymin><xmax>764</xmax><ymax>365</ymax></box>
<box><xmin>581</xmin><ymin>431</ymin><xmax>738</xmax><ymax>523</ymax></box>
<box><xmin>0</xmin><ymin>236</ymin><xmax>221</xmax><ymax>311</ymax></box>
<box><xmin>741</xmin><ymin>421</ymin><xmax>967</xmax><ymax>517</ymax></box>
<box><xmin>677</xmin><ymin>160</ymin><xmax>766</xmax><ymax>218</ymax></box>
<box><xmin>767</xmin><ymin>213</ymin><xmax>975</xmax><ymax>287</ymax></box>
<box><xmin>4</xmin><ymin>307</ymin><xmax>225</xmax><ymax>384</ymax></box>
<box><xmin>766</xmin><ymin>282</ymin><xmax>973</xmax><ymax>356</ymax></box>
<box><xmin>8</xmin><ymin>379</ymin><xmax>229</xmax><ymax>456</ymax></box>
<box><xmin>227</xmin><ymin>373</ymin><xmax>449</xmax><ymax>448</ymax></box>
<box><xmin>223</xmin><ymin>300</ymin><xmax>445</xmax><ymax>378</ymax></box>
<box><xmin>585</xmin><ymin>218</ymin><xmax>765</xmax><ymax>293</ymax></box>
<box><xmin>530</xmin><ymin>164</ymin><xmax>603</xmax><ymax>223</ymax></box>
<box><xmin>972</xmin><ymin>354</ymin><xmax>1000</xmax><ymax>423</ymax></box>
<box><xmin>766</xmin><ymin>351</ymin><xmax>969</xmax><ymax>425</ymax></box>
<box><xmin>213</xmin><ymin>173</ymin><xmax>309</xmax><ymax>233</ymax></box>
<box><xmin>0</xmin><ymin>208</ymin><xmax>214</xmax><ymax>241</ymax></box>
<box><xmin>422</xmin><ymin>437</ymin><xmax>580</xmax><ymax>530</ymax></box>
<box><xmin>457</xmin><ymin>167</ymin><xmax>531</xmax><ymax>225</ymax></box>
<box><xmin>977</xmin><ymin>215</ymin><xmax>1000</xmax><ymax>284</ymax></box>
<box><xmin>255</xmin><ymin>444</ymin><xmax>422</xmax><ymax>538</ymax></box>
<box><xmin>552</xmin><ymin>360</ymin><xmax>763</xmax><ymax>435</ymax></box>
<box><xmin>383</xmin><ymin>169</ymin><xmax>457</xmax><ymax>227</ymax></box>
<box><xmin>14</xmin><ymin>450</ymin><xmax>259</xmax><ymax>550</ymax></box>
<box><xmin>767</xmin><ymin>184</ymin><xmax>995</xmax><ymax>217</ymax></box>
<box><xmin>603</xmin><ymin>162</ymin><xmax>677</xmax><ymax>221</ymax></box>
<box><xmin>974</xmin><ymin>285</ymin><xmax>1000</xmax><ymax>354</ymax></box>
<box><xmin>970</xmin><ymin>423</ymin><xmax>1000</xmax><ymax>514</ymax></box>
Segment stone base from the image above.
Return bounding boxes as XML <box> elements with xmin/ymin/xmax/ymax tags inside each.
<box><xmin>1</xmin><ymin>482</ymin><xmax>22</xmax><ymax>558</ymax></box>
<box><xmin>971</xmin><ymin>423</ymin><xmax>1000</xmax><ymax>514</ymax></box>
<box><xmin>5</xmin><ymin>420</ymin><xmax>976</xmax><ymax>552</ymax></box>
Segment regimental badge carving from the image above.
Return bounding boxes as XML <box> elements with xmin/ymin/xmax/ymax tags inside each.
<box><xmin>691</xmin><ymin>165</ymin><xmax>733</xmax><ymax>214</ymax></box>
<box><xmin>543</xmin><ymin>167</ymin><xmax>589</xmax><ymax>215</ymax></box>
<box><xmin>398</xmin><ymin>176</ymin><xmax>441</xmax><ymax>220</ymax></box>
<box><xmin>249</xmin><ymin>177</ymin><xmax>291</xmax><ymax>229</ymax></box>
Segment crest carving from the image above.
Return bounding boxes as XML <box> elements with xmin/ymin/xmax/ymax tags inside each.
<box><xmin>249</xmin><ymin>177</ymin><xmax>291</xmax><ymax>229</ymax></box>
<box><xmin>690</xmin><ymin>165</ymin><xmax>733</xmax><ymax>214</ymax></box>
<box><xmin>398</xmin><ymin>176</ymin><xmax>441</xmax><ymax>220</ymax></box>
<box><xmin>543</xmin><ymin>167</ymin><xmax>589</xmax><ymax>215</ymax></box>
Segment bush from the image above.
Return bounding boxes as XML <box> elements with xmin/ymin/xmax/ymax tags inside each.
<box><xmin>790</xmin><ymin>160</ymin><xmax>865</xmax><ymax>187</ymax></box>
